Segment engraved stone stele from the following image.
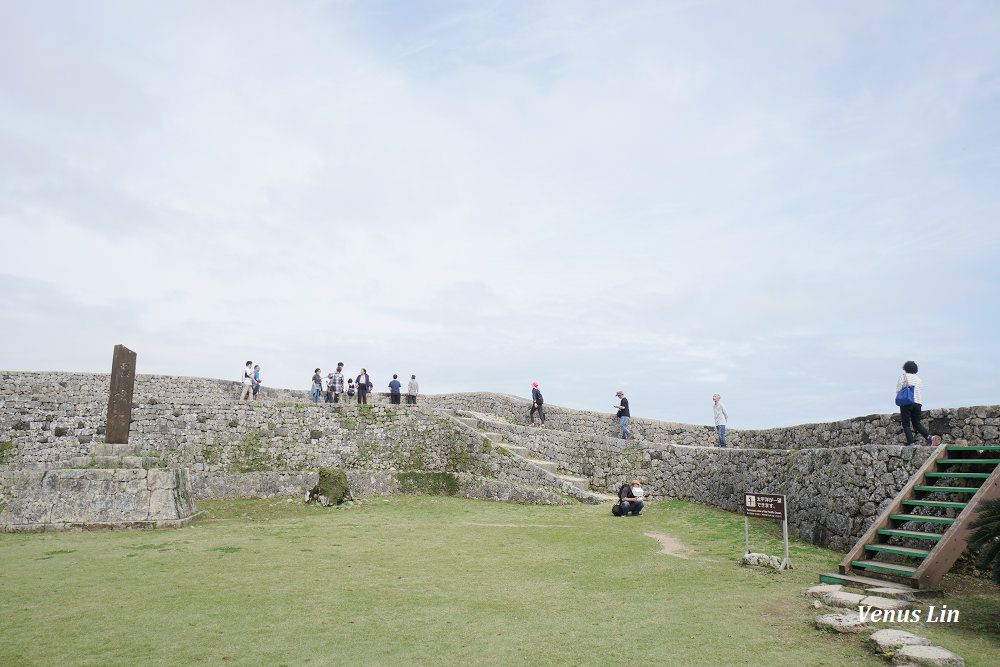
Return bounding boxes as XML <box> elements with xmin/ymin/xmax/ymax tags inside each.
<box><xmin>106</xmin><ymin>344</ymin><xmax>137</xmax><ymax>444</ymax></box>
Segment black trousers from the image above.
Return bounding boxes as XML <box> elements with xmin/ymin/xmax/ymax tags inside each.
<box><xmin>900</xmin><ymin>403</ymin><xmax>929</xmax><ymax>444</ymax></box>
<box><xmin>390</xmin><ymin>393</ymin><xmax>400</xmax><ymax>404</ymax></box>
<box><xmin>357</xmin><ymin>386</ymin><xmax>368</xmax><ymax>404</ymax></box>
<box><xmin>406</xmin><ymin>395</ymin><xmax>416</xmax><ymax>404</ymax></box>
<box><xmin>530</xmin><ymin>404</ymin><xmax>545</xmax><ymax>424</ymax></box>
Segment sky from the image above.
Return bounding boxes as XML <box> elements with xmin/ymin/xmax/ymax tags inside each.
<box><xmin>2</xmin><ymin>1</ymin><xmax>999</xmax><ymax>429</ymax></box>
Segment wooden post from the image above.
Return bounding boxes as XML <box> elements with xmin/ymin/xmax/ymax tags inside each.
<box><xmin>106</xmin><ymin>344</ymin><xmax>137</xmax><ymax>444</ymax></box>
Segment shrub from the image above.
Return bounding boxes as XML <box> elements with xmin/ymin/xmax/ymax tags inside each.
<box><xmin>968</xmin><ymin>497</ymin><xmax>1000</xmax><ymax>585</ymax></box>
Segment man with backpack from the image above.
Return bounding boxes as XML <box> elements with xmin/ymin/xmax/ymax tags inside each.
<box><xmin>617</xmin><ymin>480</ymin><xmax>645</xmax><ymax>516</ymax></box>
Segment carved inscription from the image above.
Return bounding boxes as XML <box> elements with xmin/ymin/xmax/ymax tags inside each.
<box><xmin>106</xmin><ymin>344</ymin><xmax>137</xmax><ymax>444</ymax></box>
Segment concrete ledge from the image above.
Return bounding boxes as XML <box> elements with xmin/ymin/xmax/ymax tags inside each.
<box><xmin>1</xmin><ymin>511</ymin><xmax>203</xmax><ymax>533</ymax></box>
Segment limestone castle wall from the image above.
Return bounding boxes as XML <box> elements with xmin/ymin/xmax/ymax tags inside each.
<box><xmin>2</xmin><ymin>370</ymin><xmax>996</xmax><ymax>550</ymax></box>
<box><xmin>466</xmin><ymin>412</ymin><xmax>933</xmax><ymax>551</ymax></box>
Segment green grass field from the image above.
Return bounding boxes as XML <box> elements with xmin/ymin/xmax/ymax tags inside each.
<box><xmin>1</xmin><ymin>497</ymin><xmax>997</xmax><ymax>666</ymax></box>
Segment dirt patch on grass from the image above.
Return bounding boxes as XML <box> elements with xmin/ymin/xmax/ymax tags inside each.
<box><xmin>645</xmin><ymin>532</ymin><xmax>695</xmax><ymax>559</ymax></box>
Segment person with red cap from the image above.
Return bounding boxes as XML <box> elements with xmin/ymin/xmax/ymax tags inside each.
<box><xmin>529</xmin><ymin>382</ymin><xmax>545</xmax><ymax>427</ymax></box>
<box><xmin>615</xmin><ymin>390</ymin><xmax>632</xmax><ymax>439</ymax></box>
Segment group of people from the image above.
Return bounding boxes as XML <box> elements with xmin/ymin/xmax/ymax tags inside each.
<box><xmin>240</xmin><ymin>361</ymin><xmax>262</xmax><ymax>401</ymax></box>
<box><xmin>528</xmin><ymin>359</ymin><xmax>934</xmax><ymax>449</ymax></box>
<box><xmin>310</xmin><ymin>364</ymin><xmax>420</xmax><ymax>405</ymax></box>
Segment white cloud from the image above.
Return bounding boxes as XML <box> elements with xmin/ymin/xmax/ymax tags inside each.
<box><xmin>2</xmin><ymin>1</ymin><xmax>998</xmax><ymax>427</ymax></box>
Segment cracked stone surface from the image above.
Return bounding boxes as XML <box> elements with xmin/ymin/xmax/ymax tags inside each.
<box><xmin>815</xmin><ymin>612</ymin><xmax>870</xmax><ymax>633</ymax></box>
<box><xmin>870</xmin><ymin>629</ymin><xmax>932</xmax><ymax>653</ymax></box>
<box><xmin>891</xmin><ymin>644</ymin><xmax>964</xmax><ymax>666</ymax></box>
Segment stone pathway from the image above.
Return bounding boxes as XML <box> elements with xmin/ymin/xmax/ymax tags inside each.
<box><xmin>805</xmin><ymin>583</ymin><xmax>965</xmax><ymax>666</ymax></box>
<box><xmin>438</xmin><ymin>409</ymin><xmax>607</xmax><ymax>503</ymax></box>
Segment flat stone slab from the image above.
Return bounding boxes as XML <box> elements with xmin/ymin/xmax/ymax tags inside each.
<box><xmin>859</xmin><ymin>595</ymin><xmax>912</xmax><ymax>611</ymax></box>
<box><xmin>892</xmin><ymin>644</ymin><xmax>964</xmax><ymax>666</ymax></box>
<box><xmin>867</xmin><ymin>586</ymin><xmax>917</xmax><ymax>601</ymax></box>
<box><xmin>805</xmin><ymin>584</ymin><xmax>843</xmax><ymax>597</ymax></box>
<box><xmin>815</xmin><ymin>612</ymin><xmax>870</xmax><ymax>633</ymax></box>
<box><xmin>870</xmin><ymin>629</ymin><xmax>932</xmax><ymax>653</ymax></box>
<box><xmin>822</xmin><ymin>591</ymin><xmax>866</xmax><ymax>608</ymax></box>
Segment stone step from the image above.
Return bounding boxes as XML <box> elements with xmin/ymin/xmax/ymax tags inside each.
<box><xmin>524</xmin><ymin>458</ymin><xmax>558</xmax><ymax>473</ymax></box>
<box><xmin>818</xmin><ymin>572</ymin><xmax>933</xmax><ymax>597</ymax></box>
<box><xmin>481</xmin><ymin>432</ymin><xmax>504</xmax><ymax>442</ymax></box>
<box><xmin>502</xmin><ymin>445</ymin><xmax>530</xmax><ymax>456</ymax></box>
<box><xmin>456</xmin><ymin>417</ymin><xmax>478</xmax><ymax>428</ymax></box>
<box><xmin>92</xmin><ymin>443</ymin><xmax>138</xmax><ymax>457</ymax></box>
<box><xmin>66</xmin><ymin>456</ymin><xmax>158</xmax><ymax>469</ymax></box>
<box><xmin>555</xmin><ymin>473</ymin><xmax>590</xmax><ymax>491</ymax></box>
<box><xmin>436</xmin><ymin>409</ymin><xmax>455</xmax><ymax>417</ymax></box>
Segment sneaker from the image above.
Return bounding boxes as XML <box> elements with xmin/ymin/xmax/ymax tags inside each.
<box><xmin>928</xmin><ymin>435</ymin><xmax>939</xmax><ymax>447</ymax></box>
<box><xmin>627</xmin><ymin>434</ymin><xmax>634</xmax><ymax>440</ymax></box>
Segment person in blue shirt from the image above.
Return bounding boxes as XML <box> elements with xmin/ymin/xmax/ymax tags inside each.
<box><xmin>388</xmin><ymin>374</ymin><xmax>402</xmax><ymax>404</ymax></box>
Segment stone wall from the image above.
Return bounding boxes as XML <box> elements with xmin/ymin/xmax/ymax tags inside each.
<box><xmin>0</xmin><ymin>467</ymin><xmax>197</xmax><ymax>532</ymax></box>
<box><xmin>0</xmin><ymin>372</ymin><xmax>595</xmax><ymax>507</ymax></box>
<box><xmin>189</xmin><ymin>471</ymin><xmax>571</xmax><ymax>505</ymax></box>
<box><xmin>466</xmin><ymin>412</ymin><xmax>932</xmax><ymax>550</ymax></box>
<box><xmin>2</xmin><ymin>370</ymin><xmax>997</xmax><ymax>550</ymax></box>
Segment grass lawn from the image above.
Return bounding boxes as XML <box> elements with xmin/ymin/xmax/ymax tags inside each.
<box><xmin>1</xmin><ymin>497</ymin><xmax>997</xmax><ymax>666</ymax></box>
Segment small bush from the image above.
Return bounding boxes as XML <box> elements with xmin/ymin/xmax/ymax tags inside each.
<box><xmin>968</xmin><ymin>497</ymin><xmax>1000</xmax><ymax>585</ymax></box>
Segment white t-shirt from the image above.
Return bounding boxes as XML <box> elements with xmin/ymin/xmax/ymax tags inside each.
<box><xmin>242</xmin><ymin>366</ymin><xmax>253</xmax><ymax>385</ymax></box>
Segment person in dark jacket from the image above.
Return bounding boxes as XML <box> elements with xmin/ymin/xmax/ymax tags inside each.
<box><xmin>618</xmin><ymin>480</ymin><xmax>645</xmax><ymax>516</ymax></box>
<box><xmin>356</xmin><ymin>368</ymin><xmax>372</xmax><ymax>404</ymax></box>
<box><xmin>529</xmin><ymin>382</ymin><xmax>545</xmax><ymax>428</ymax></box>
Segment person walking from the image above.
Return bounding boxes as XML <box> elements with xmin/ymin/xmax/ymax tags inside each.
<box><xmin>356</xmin><ymin>368</ymin><xmax>371</xmax><ymax>404</ymax></box>
<box><xmin>252</xmin><ymin>365</ymin><xmax>262</xmax><ymax>401</ymax></box>
<box><xmin>325</xmin><ymin>374</ymin><xmax>336</xmax><ymax>403</ymax></box>
<box><xmin>389</xmin><ymin>374</ymin><xmax>402</xmax><ymax>404</ymax></box>
<box><xmin>529</xmin><ymin>382</ymin><xmax>545</xmax><ymax>427</ymax></box>
<box><xmin>407</xmin><ymin>375</ymin><xmax>419</xmax><ymax>404</ymax></box>
<box><xmin>896</xmin><ymin>361</ymin><xmax>937</xmax><ymax>447</ymax></box>
<box><xmin>615</xmin><ymin>391</ymin><xmax>632</xmax><ymax>440</ymax></box>
<box><xmin>331</xmin><ymin>363</ymin><xmax>345</xmax><ymax>403</ymax></box>
<box><xmin>240</xmin><ymin>361</ymin><xmax>254</xmax><ymax>401</ymax></box>
<box><xmin>311</xmin><ymin>368</ymin><xmax>323</xmax><ymax>404</ymax></box>
<box><xmin>713</xmin><ymin>394</ymin><xmax>728</xmax><ymax>448</ymax></box>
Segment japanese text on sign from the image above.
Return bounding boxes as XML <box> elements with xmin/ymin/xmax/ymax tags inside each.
<box><xmin>744</xmin><ymin>493</ymin><xmax>786</xmax><ymax>520</ymax></box>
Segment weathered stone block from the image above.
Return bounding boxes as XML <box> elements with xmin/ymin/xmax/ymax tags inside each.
<box><xmin>891</xmin><ymin>644</ymin><xmax>964</xmax><ymax>666</ymax></box>
<box><xmin>870</xmin><ymin>629</ymin><xmax>931</xmax><ymax>653</ymax></box>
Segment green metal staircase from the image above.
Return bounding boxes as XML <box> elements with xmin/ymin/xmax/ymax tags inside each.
<box><xmin>823</xmin><ymin>442</ymin><xmax>1000</xmax><ymax>590</ymax></box>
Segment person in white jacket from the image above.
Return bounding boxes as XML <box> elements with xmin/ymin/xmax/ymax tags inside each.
<box><xmin>713</xmin><ymin>394</ymin><xmax>728</xmax><ymax>448</ymax></box>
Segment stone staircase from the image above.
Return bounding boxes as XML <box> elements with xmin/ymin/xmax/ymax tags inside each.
<box><xmin>440</xmin><ymin>410</ymin><xmax>606</xmax><ymax>502</ymax></box>
<box><xmin>822</xmin><ymin>441</ymin><xmax>1000</xmax><ymax>590</ymax></box>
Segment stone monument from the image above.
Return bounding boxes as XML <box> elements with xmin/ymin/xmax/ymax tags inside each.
<box><xmin>106</xmin><ymin>343</ymin><xmax>137</xmax><ymax>444</ymax></box>
<box><xmin>0</xmin><ymin>346</ymin><xmax>198</xmax><ymax>533</ymax></box>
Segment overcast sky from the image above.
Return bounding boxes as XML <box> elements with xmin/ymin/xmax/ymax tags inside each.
<box><xmin>2</xmin><ymin>1</ymin><xmax>998</xmax><ymax>429</ymax></box>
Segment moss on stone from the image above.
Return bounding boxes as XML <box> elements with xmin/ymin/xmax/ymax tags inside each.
<box><xmin>397</xmin><ymin>471</ymin><xmax>460</xmax><ymax>496</ymax></box>
<box><xmin>318</xmin><ymin>467</ymin><xmax>351</xmax><ymax>504</ymax></box>
<box><xmin>0</xmin><ymin>440</ymin><xmax>14</xmax><ymax>465</ymax></box>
